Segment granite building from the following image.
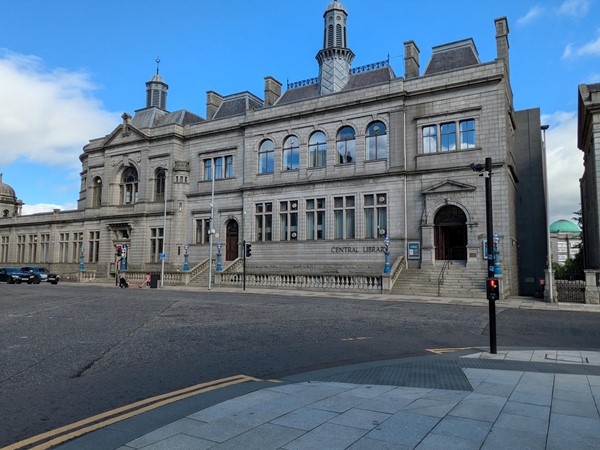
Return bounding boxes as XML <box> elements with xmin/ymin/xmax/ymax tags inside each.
<box><xmin>0</xmin><ymin>1</ymin><xmax>547</xmax><ymax>295</ymax></box>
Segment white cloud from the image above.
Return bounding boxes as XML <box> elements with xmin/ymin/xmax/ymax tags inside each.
<box><xmin>558</xmin><ymin>0</ymin><xmax>591</xmax><ymax>18</ymax></box>
<box><xmin>542</xmin><ymin>111</ymin><xmax>583</xmax><ymax>224</ymax></box>
<box><xmin>563</xmin><ymin>36</ymin><xmax>600</xmax><ymax>59</ymax></box>
<box><xmin>517</xmin><ymin>5</ymin><xmax>545</xmax><ymax>26</ymax></box>
<box><xmin>21</xmin><ymin>202</ymin><xmax>78</xmax><ymax>215</ymax></box>
<box><xmin>0</xmin><ymin>50</ymin><xmax>117</xmax><ymax>168</ymax></box>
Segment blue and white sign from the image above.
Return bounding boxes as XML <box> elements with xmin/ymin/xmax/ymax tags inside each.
<box><xmin>160</xmin><ymin>252</ymin><xmax>166</xmax><ymax>260</ymax></box>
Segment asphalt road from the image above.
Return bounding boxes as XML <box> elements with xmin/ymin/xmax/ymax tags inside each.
<box><xmin>1</xmin><ymin>283</ymin><xmax>599</xmax><ymax>447</ymax></box>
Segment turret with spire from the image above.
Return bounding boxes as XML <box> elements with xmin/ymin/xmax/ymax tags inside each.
<box><xmin>145</xmin><ymin>57</ymin><xmax>168</xmax><ymax>110</ymax></box>
<box><xmin>316</xmin><ymin>0</ymin><xmax>354</xmax><ymax>95</ymax></box>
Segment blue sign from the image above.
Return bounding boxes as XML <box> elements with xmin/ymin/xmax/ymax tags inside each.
<box><xmin>160</xmin><ymin>252</ymin><xmax>166</xmax><ymax>260</ymax></box>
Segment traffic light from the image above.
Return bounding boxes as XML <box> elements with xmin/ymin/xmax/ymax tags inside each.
<box><xmin>487</xmin><ymin>277</ymin><xmax>500</xmax><ymax>301</ymax></box>
<box><xmin>245</xmin><ymin>242</ymin><xmax>252</xmax><ymax>257</ymax></box>
<box><xmin>116</xmin><ymin>245</ymin><xmax>122</xmax><ymax>257</ymax></box>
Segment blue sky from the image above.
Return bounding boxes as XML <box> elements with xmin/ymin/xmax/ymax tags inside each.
<box><xmin>1</xmin><ymin>0</ymin><xmax>598</xmax><ymax>224</ymax></box>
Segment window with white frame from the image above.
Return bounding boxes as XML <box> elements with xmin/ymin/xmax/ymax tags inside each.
<box><xmin>366</xmin><ymin>121</ymin><xmax>388</xmax><ymax>160</ymax></box>
<box><xmin>306</xmin><ymin>198</ymin><xmax>326</xmax><ymax>240</ymax></box>
<box><xmin>121</xmin><ymin>167</ymin><xmax>139</xmax><ymax>205</ymax></box>
<box><xmin>334</xmin><ymin>196</ymin><xmax>355</xmax><ymax>239</ymax></box>
<box><xmin>280</xmin><ymin>200</ymin><xmax>299</xmax><ymax>241</ymax></box>
<box><xmin>364</xmin><ymin>194</ymin><xmax>388</xmax><ymax>238</ymax></box>
<box><xmin>255</xmin><ymin>202</ymin><xmax>273</xmax><ymax>241</ymax></box>
<box><xmin>460</xmin><ymin>119</ymin><xmax>476</xmax><ymax>149</ymax></box>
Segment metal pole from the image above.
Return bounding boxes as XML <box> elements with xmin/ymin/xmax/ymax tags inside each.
<box><xmin>208</xmin><ymin>163</ymin><xmax>215</xmax><ymax>290</ymax></box>
<box><xmin>160</xmin><ymin>168</ymin><xmax>168</xmax><ymax>288</ymax></box>
<box><xmin>541</xmin><ymin>125</ymin><xmax>553</xmax><ymax>302</ymax></box>
<box><xmin>243</xmin><ymin>240</ymin><xmax>246</xmax><ymax>291</ymax></box>
<box><xmin>485</xmin><ymin>157</ymin><xmax>497</xmax><ymax>354</ymax></box>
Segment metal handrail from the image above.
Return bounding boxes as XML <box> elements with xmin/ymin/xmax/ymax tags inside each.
<box><xmin>437</xmin><ymin>259</ymin><xmax>451</xmax><ymax>297</ymax></box>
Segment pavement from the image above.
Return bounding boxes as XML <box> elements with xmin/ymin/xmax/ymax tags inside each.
<box><xmin>10</xmin><ymin>289</ymin><xmax>600</xmax><ymax>450</ymax></box>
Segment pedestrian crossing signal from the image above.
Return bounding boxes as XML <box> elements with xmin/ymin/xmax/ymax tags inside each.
<box><xmin>487</xmin><ymin>277</ymin><xmax>499</xmax><ymax>301</ymax></box>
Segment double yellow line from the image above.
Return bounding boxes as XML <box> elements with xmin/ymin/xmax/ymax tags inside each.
<box><xmin>4</xmin><ymin>374</ymin><xmax>261</xmax><ymax>450</ymax></box>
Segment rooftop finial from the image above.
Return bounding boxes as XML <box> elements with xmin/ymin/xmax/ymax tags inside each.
<box><xmin>155</xmin><ymin>57</ymin><xmax>161</xmax><ymax>75</ymax></box>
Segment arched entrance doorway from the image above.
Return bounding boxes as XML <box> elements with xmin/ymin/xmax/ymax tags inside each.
<box><xmin>225</xmin><ymin>220</ymin><xmax>239</xmax><ymax>261</ymax></box>
<box><xmin>434</xmin><ymin>205</ymin><xmax>467</xmax><ymax>260</ymax></box>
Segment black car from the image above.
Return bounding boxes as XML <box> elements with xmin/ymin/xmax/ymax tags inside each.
<box><xmin>0</xmin><ymin>267</ymin><xmax>36</xmax><ymax>284</ymax></box>
<box><xmin>20</xmin><ymin>266</ymin><xmax>60</xmax><ymax>284</ymax></box>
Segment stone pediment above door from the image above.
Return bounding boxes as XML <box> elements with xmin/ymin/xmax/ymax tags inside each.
<box><xmin>422</xmin><ymin>180</ymin><xmax>477</xmax><ymax>196</ymax></box>
<box><xmin>102</xmin><ymin>113</ymin><xmax>149</xmax><ymax>147</ymax></box>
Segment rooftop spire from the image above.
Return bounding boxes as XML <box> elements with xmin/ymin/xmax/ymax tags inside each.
<box><xmin>145</xmin><ymin>58</ymin><xmax>168</xmax><ymax>110</ymax></box>
<box><xmin>156</xmin><ymin>57</ymin><xmax>160</xmax><ymax>75</ymax></box>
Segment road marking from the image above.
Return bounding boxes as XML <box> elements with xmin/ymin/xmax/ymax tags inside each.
<box><xmin>341</xmin><ymin>336</ymin><xmax>371</xmax><ymax>341</ymax></box>
<box><xmin>426</xmin><ymin>347</ymin><xmax>473</xmax><ymax>355</ymax></box>
<box><xmin>4</xmin><ymin>374</ymin><xmax>262</xmax><ymax>450</ymax></box>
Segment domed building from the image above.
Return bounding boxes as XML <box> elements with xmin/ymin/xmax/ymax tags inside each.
<box><xmin>0</xmin><ymin>173</ymin><xmax>23</xmax><ymax>219</ymax></box>
<box><xmin>550</xmin><ymin>219</ymin><xmax>581</xmax><ymax>265</ymax></box>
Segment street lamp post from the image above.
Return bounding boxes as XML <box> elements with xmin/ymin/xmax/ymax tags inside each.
<box><xmin>183</xmin><ymin>243</ymin><xmax>189</xmax><ymax>271</ymax></box>
<box><xmin>541</xmin><ymin>124</ymin><xmax>553</xmax><ymax>302</ymax></box>
<box><xmin>160</xmin><ymin>168</ymin><xmax>168</xmax><ymax>288</ymax></box>
<box><xmin>216</xmin><ymin>240</ymin><xmax>223</xmax><ymax>272</ymax></box>
<box><xmin>208</xmin><ymin>162</ymin><xmax>216</xmax><ymax>290</ymax></box>
<box><xmin>383</xmin><ymin>234</ymin><xmax>391</xmax><ymax>273</ymax></box>
<box><xmin>79</xmin><ymin>244</ymin><xmax>85</xmax><ymax>271</ymax></box>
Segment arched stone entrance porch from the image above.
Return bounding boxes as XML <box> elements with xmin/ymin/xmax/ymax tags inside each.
<box><xmin>225</xmin><ymin>219</ymin><xmax>239</xmax><ymax>261</ymax></box>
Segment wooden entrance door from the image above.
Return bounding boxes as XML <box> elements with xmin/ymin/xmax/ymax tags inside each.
<box><xmin>226</xmin><ymin>220</ymin><xmax>239</xmax><ymax>261</ymax></box>
<box><xmin>434</xmin><ymin>205</ymin><xmax>467</xmax><ymax>260</ymax></box>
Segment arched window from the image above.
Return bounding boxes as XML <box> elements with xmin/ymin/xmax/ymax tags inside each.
<box><xmin>336</xmin><ymin>126</ymin><xmax>355</xmax><ymax>164</ymax></box>
<box><xmin>309</xmin><ymin>131</ymin><xmax>327</xmax><ymax>168</ymax></box>
<box><xmin>258</xmin><ymin>140</ymin><xmax>274</xmax><ymax>174</ymax></box>
<box><xmin>121</xmin><ymin>167</ymin><xmax>139</xmax><ymax>205</ymax></box>
<box><xmin>155</xmin><ymin>168</ymin><xmax>166</xmax><ymax>202</ymax></box>
<box><xmin>282</xmin><ymin>136</ymin><xmax>300</xmax><ymax>171</ymax></box>
<box><xmin>92</xmin><ymin>177</ymin><xmax>102</xmax><ymax>208</ymax></box>
<box><xmin>366</xmin><ymin>121</ymin><xmax>388</xmax><ymax>160</ymax></box>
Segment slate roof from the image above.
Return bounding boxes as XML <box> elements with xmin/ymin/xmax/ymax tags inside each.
<box><xmin>131</xmin><ymin>107</ymin><xmax>203</xmax><ymax>129</ymax></box>
<box><xmin>276</xmin><ymin>66</ymin><xmax>395</xmax><ymax>106</ymax></box>
<box><xmin>213</xmin><ymin>92</ymin><xmax>264</xmax><ymax>120</ymax></box>
<box><xmin>424</xmin><ymin>38</ymin><xmax>480</xmax><ymax>75</ymax></box>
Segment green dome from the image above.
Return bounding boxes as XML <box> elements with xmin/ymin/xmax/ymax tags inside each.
<box><xmin>550</xmin><ymin>219</ymin><xmax>580</xmax><ymax>233</ymax></box>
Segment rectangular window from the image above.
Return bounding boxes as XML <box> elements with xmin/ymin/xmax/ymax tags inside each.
<box><xmin>280</xmin><ymin>201</ymin><xmax>299</xmax><ymax>241</ymax></box>
<box><xmin>306</xmin><ymin>198</ymin><xmax>326</xmax><ymax>240</ymax></box>
<box><xmin>255</xmin><ymin>202</ymin><xmax>273</xmax><ymax>241</ymax></box>
<box><xmin>364</xmin><ymin>194</ymin><xmax>388</xmax><ymax>238</ymax></box>
<box><xmin>17</xmin><ymin>235</ymin><xmax>26</xmax><ymax>263</ymax></box>
<box><xmin>28</xmin><ymin>234</ymin><xmax>38</xmax><ymax>263</ymax></box>
<box><xmin>225</xmin><ymin>155</ymin><xmax>233</xmax><ymax>178</ymax></box>
<box><xmin>0</xmin><ymin>236</ymin><xmax>9</xmax><ymax>263</ymax></box>
<box><xmin>88</xmin><ymin>231</ymin><xmax>100</xmax><ymax>263</ymax></box>
<box><xmin>72</xmin><ymin>232</ymin><xmax>83</xmax><ymax>262</ymax></box>
<box><xmin>460</xmin><ymin>119</ymin><xmax>476</xmax><ymax>149</ymax></box>
<box><xmin>150</xmin><ymin>227</ymin><xmax>164</xmax><ymax>263</ymax></box>
<box><xmin>59</xmin><ymin>232</ymin><xmax>69</xmax><ymax>263</ymax></box>
<box><xmin>440</xmin><ymin>122</ymin><xmax>456</xmax><ymax>152</ymax></box>
<box><xmin>39</xmin><ymin>234</ymin><xmax>50</xmax><ymax>263</ymax></box>
<box><xmin>195</xmin><ymin>219</ymin><xmax>212</xmax><ymax>244</ymax></box>
<box><xmin>205</xmin><ymin>156</ymin><xmax>233</xmax><ymax>180</ymax></box>
<box><xmin>334</xmin><ymin>196</ymin><xmax>355</xmax><ymax>239</ymax></box>
<box><xmin>422</xmin><ymin>125</ymin><xmax>437</xmax><ymax>154</ymax></box>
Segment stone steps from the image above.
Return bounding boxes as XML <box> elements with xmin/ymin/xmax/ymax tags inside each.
<box><xmin>393</xmin><ymin>263</ymin><xmax>487</xmax><ymax>298</ymax></box>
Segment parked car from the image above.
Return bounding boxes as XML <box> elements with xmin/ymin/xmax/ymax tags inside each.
<box><xmin>20</xmin><ymin>266</ymin><xmax>60</xmax><ymax>284</ymax></box>
<box><xmin>0</xmin><ymin>267</ymin><xmax>36</xmax><ymax>284</ymax></box>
